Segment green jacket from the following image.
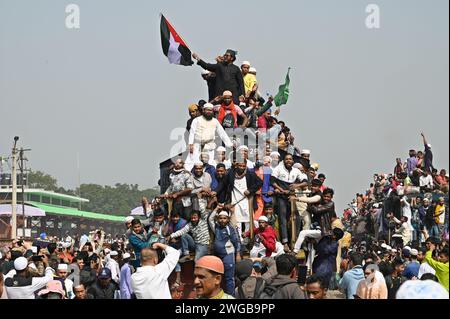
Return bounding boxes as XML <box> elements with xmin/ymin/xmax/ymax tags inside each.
<box><xmin>425</xmin><ymin>250</ymin><xmax>449</xmax><ymax>291</ymax></box>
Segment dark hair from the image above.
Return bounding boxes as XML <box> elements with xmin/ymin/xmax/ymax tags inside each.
<box><xmin>191</xmin><ymin>211</ymin><xmax>201</xmax><ymax>217</ymax></box>
<box><xmin>275</xmin><ymin>254</ymin><xmax>297</xmax><ymax>276</ymax></box>
<box><xmin>420</xmin><ymin>273</ymin><xmax>439</xmax><ymax>282</ymax></box>
<box><xmin>323</xmin><ymin>188</ymin><xmax>334</xmax><ymax>197</ymax></box>
<box><xmin>333</xmin><ymin>228</ymin><xmax>344</xmax><ymax>241</ymax></box>
<box><xmin>216</xmin><ymin>163</ymin><xmax>226</xmax><ymax>170</ymax></box>
<box><xmin>440</xmin><ymin>247</ymin><xmax>449</xmax><ymax>257</ymax></box>
<box><xmin>47</xmin><ymin>243</ymin><xmax>57</xmax><ymax>254</ymax></box>
<box><xmin>349</xmin><ymin>253</ymin><xmax>364</xmax><ymax>266</ymax></box>
<box><xmin>392</xmin><ymin>258</ymin><xmax>404</xmax><ymax>268</ymax></box>
<box><xmin>306</xmin><ymin>274</ymin><xmax>326</xmax><ymax>289</ymax></box>
<box><xmin>264</xmin><ymin>203</ymin><xmax>273</xmax><ymax>210</ymax></box>
<box><xmin>311</xmin><ymin>179</ymin><xmax>323</xmax><ymax>187</ymax></box>
<box><xmin>318</xmin><ymin>173</ymin><xmax>326</xmax><ymax>179</ymax></box>
<box><xmin>131</xmin><ymin>219</ymin><xmax>142</xmax><ymax>226</ymax></box>
<box><xmin>171</xmin><ymin>211</ymin><xmax>181</xmax><ymax>217</ymax></box>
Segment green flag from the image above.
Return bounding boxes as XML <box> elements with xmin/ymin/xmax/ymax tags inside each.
<box><xmin>274</xmin><ymin>68</ymin><xmax>291</xmax><ymax>107</ymax></box>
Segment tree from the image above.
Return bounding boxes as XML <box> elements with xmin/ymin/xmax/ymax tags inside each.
<box><xmin>28</xmin><ymin>171</ymin><xmax>58</xmax><ymax>191</ymax></box>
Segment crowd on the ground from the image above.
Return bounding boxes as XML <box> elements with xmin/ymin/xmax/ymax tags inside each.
<box><xmin>0</xmin><ymin>50</ymin><xmax>448</xmax><ymax>300</ymax></box>
<box><xmin>338</xmin><ymin>133</ymin><xmax>449</xmax><ymax>299</ymax></box>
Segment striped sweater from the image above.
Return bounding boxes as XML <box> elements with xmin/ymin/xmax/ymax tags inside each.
<box><xmin>170</xmin><ymin>211</ymin><xmax>210</xmax><ymax>245</ymax></box>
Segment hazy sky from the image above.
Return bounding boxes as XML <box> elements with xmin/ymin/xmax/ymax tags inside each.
<box><xmin>1</xmin><ymin>0</ymin><xmax>448</xmax><ymax>214</ymax></box>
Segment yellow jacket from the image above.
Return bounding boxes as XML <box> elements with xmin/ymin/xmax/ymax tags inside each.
<box><xmin>425</xmin><ymin>251</ymin><xmax>449</xmax><ymax>291</ymax></box>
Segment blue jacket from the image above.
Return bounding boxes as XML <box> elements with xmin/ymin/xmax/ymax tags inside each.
<box><xmin>128</xmin><ymin>231</ymin><xmax>149</xmax><ymax>266</ymax></box>
<box><xmin>339</xmin><ymin>266</ymin><xmax>365</xmax><ymax>299</ymax></box>
<box><xmin>213</xmin><ymin>224</ymin><xmax>240</xmax><ymax>258</ymax></box>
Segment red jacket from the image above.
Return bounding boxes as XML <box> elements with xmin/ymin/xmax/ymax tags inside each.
<box><xmin>246</xmin><ymin>226</ymin><xmax>277</xmax><ymax>257</ymax></box>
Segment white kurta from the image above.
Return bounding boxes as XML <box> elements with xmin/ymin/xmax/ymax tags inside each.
<box><xmin>232</xmin><ymin>177</ymin><xmax>250</xmax><ymax>223</ymax></box>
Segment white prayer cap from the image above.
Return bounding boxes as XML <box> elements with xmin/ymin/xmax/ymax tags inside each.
<box><xmin>237</xmin><ymin>145</ymin><xmax>249</xmax><ymax>152</ymax></box>
<box><xmin>381</xmin><ymin>243</ymin><xmax>388</xmax><ymax>249</ymax></box>
<box><xmin>63</xmin><ymin>242</ymin><xmax>71</xmax><ymax>249</ymax></box>
<box><xmin>391</xmin><ymin>248</ymin><xmax>397</xmax><ymax>253</ymax></box>
<box><xmin>241</xmin><ymin>61</ymin><xmax>251</xmax><ymax>67</ymax></box>
<box><xmin>270</xmin><ymin>151</ymin><xmax>280</xmax><ymax>158</ymax></box>
<box><xmin>201</xmin><ymin>70</ymin><xmax>210</xmax><ymax>75</ymax></box>
<box><xmin>258</xmin><ymin>216</ymin><xmax>269</xmax><ymax>223</ymax></box>
<box><xmin>14</xmin><ymin>257</ymin><xmax>28</xmax><ymax>271</ymax></box>
<box><xmin>203</xmin><ymin>103</ymin><xmax>214</xmax><ymax>110</ymax></box>
<box><xmin>31</xmin><ymin>246</ymin><xmax>38</xmax><ymax>254</ymax></box>
<box><xmin>386</xmin><ymin>245</ymin><xmax>392</xmax><ymax>251</ymax></box>
<box><xmin>123</xmin><ymin>253</ymin><xmax>131</xmax><ymax>259</ymax></box>
<box><xmin>263</xmin><ymin>156</ymin><xmax>272</xmax><ymax>163</ymax></box>
<box><xmin>216</xmin><ymin>146</ymin><xmax>226</xmax><ymax>153</ymax></box>
<box><xmin>403</xmin><ymin>246</ymin><xmax>412</xmax><ymax>251</ymax></box>
<box><xmin>218</xmin><ymin>211</ymin><xmax>230</xmax><ymax>218</ymax></box>
<box><xmin>125</xmin><ymin>216</ymin><xmax>134</xmax><ymax>223</ymax></box>
<box><xmin>57</xmin><ymin>263</ymin><xmax>68</xmax><ymax>271</ymax></box>
<box><xmin>104</xmin><ymin>248</ymin><xmax>111</xmax><ymax>255</ymax></box>
<box><xmin>293</xmin><ymin>163</ymin><xmax>303</xmax><ymax>170</ymax></box>
<box><xmin>301</xmin><ymin>149</ymin><xmax>311</xmax><ymax>155</ymax></box>
<box><xmin>410</xmin><ymin>249</ymin><xmax>418</xmax><ymax>256</ymax></box>
<box><xmin>194</xmin><ymin>161</ymin><xmax>204</xmax><ymax>167</ymax></box>
<box><xmin>110</xmin><ymin>251</ymin><xmax>118</xmax><ymax>257</ymax></box>
<box><xmin>249</xmin><ymin>67</ymin><xmax>257</xmax><ymax>73</ymax></box>
<box><xmin>427</xmin><ymin>144</ymin><xmax>432</xmax><ymax>149</ymax></box>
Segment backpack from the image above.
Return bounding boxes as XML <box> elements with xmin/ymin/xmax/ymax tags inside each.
<box><xmin>236</xmin><ymin>277</ymin><xmax>266</xmax><ymax>299</ymax></box>
<box><xmin>259</xmin><ymin>281</ymin><xmax>299</xmax><ymax>299</ymax></box>
<box><xmin>221</xmin><ymin>113</ymin><xmax>235</xmax><ymax>128</ymax></box>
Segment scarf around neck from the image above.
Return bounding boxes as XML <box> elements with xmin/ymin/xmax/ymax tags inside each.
<box><xmin>217</xmin><ymin>102</ymin><xmax>238</xmax><ymax>127</ymax></box>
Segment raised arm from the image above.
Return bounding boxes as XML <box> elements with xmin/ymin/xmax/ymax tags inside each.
<box><xmin>421</xmin><ymin>132</ymin><xmax>428</xmax><ymax>146</ymax></box>
<box><xmin>193</xmin><ymin>53</ymin><xmax>219</xmax><ymax>73</ymax></box>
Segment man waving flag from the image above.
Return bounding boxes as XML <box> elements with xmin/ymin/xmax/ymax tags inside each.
<box><xmin>160</xmin><ymin>14</ymin><xmax>194</xmax><ymax>66</ymax></box>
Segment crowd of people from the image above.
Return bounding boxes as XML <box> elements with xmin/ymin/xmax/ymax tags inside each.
<box><xmin>339</xmin><ymin>133</ymin><xmax>449</xmax><ymax>299</ymax></box>
<box><xmin>0</xmin><ymin>49</ymin><xmax>448</xmax><ymax>300</ymax></box>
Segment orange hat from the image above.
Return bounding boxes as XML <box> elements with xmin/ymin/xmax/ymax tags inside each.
<box><xmin>195</xmin><ymin>255</ymin><xmax>224</xmax><ymax>274</ymax></box>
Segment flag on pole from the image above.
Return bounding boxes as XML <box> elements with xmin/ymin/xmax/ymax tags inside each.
<box><xmin>274</xmin><ymin>68</ymin><xmax>291</xmax><ymax>106</ymax></box>
<box><xmin>160</xmin><ymin>14</ymin><xmax>193</xmax><ymax>66</ymax></box>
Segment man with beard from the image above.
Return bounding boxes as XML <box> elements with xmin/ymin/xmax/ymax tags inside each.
<box><xmin>214</xmin><ymin>146</ymin><xmax>232</xmax><ymax>170</ymax></box>
<box><xmin>271</xmin><ymin>154</ymin><xmax>309</xmax><ymax>252</ymax></box>
<box><xmin>187</xmin><ymin>103</ymin><xmax>233</xmax><ymax>171</ymax></box>
<box><xmin>211</xmin><ymin>163</ymin><xmax>229</xmax><ymax>204</ymax></box>
<box><xmin>88</xmin><ymin>268</ymin><xmax>116</xmax><ymax>299</ymax></box>
<box><xmin>226</xmin><ymin>157</ymin><xmax>263</xmax><ymax>243</ymax></box>
<box><xmin>213</xmin><ymin>91</ymin><xmax>249</xmax><ymax>129</ymax></box>
<box><xmin>199</xmin><ymin>152</ymin><xmax>218</xmax><ymax>190</ymax></box>
<box><xmin>243</xmin><ymin>215</ymin><xmax>282</xmax><ymax>258</ymax></box>
<box><xmin>208</xmin><ymin>207</ymin><xmax>241</xmax><ymax>295</ymax></box>
<box><xmin>299</xmin><ymin>149</ymin><xmax>311</xmax><ymax>170</ymax></box>
<box><xmin>270</xmin><ymin>152</ymin><xmax>281</xmax><ymax>169</ymax></box>
<box><xmin>162</xmin><ymin>159</ymin><xmax>194</xmax><ymax>221</ymax></box>
<box><xmin>193</xmin><ymin>49</ymin><xmax>245</xmax><ymax>105</ymax></box>
<box><xmin>191</xmin><ymin>162</ymin><xmax>212</xmax><ymax>214</ymax></box>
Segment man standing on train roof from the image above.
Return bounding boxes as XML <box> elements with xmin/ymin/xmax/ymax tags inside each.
<box><xmin>193</xmin><ymin>49</ymin><xmax>245</xmax><ymax>105</ymax></box>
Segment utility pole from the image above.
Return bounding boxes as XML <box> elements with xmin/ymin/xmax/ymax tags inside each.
<box><xmin>19</xmin><ymin>147</ymin><xmax>31</xmax><ymax>231</ymax></box>
<box><xmin>11</xmin><ymin>136</ymin><xmax>19</xmax><ymax>239</ymax></box>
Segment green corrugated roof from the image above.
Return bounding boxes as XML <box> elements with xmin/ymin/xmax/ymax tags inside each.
<box><xmin>27</xmin><ymin>201</ymin><xmax>125</xmax><ymax>223</ymax></box>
